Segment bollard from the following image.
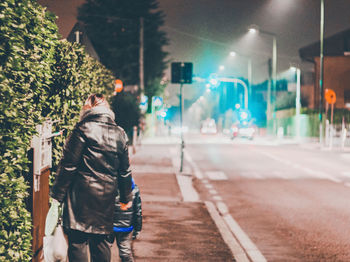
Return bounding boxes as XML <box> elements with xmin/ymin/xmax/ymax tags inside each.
<box><xmin>132</xmin><ymin>126</ymin><xmax>137</xmax><ymax>154</ymax></box>
<box><xmin>341</xmin><ymin>128</ymin><xmax>347</xmax><ymax>150</ymax></box>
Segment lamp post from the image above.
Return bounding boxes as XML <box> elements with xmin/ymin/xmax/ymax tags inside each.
<box><xmin>248</xmin><ymin>25</ymin><xmax>277</xmax><ymax>133</ymax></box>
<box><xmin>290</xmin><ymin>66</ymin><xmax>301</xmax><ymax>140</ymax></box>
<box><xmin>229</xmin><ymin>51</ymin><xmax>253</xmax><ymax>100</ymax></box>
<box><xmin>319</xmin><ymin>0</ymin><xmax>325</xmax><ymax>143</ymax></box>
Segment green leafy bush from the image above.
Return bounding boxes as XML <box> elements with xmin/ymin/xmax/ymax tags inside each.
<box><xmin>49</xmin><ymin>39</ymin><xmax>114</xmax><ymax>173</ymax></box>
<box><xmin>0</xmin><ymin>1</ymin><xmax>114</xmax><ymax>260</ymax></box>
<box><xmin>0</xmin><ymin>1</ymin><xmax>58</xmax><ymax>260</ymax></box>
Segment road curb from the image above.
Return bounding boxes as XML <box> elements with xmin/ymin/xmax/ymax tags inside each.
<box><xmin>184</xmin><ymin>149</ymin><xmax>267</xmax><ymax>262</ymax></box>
<box><xmin>175</xmin><ymin>173</ymin><xmax>200</xmax><ymax>202</ymax></box>
<box><xmin>205</xmin><ymin>201</ymin><xmax>250</xmax><ymax>262</ymax></box>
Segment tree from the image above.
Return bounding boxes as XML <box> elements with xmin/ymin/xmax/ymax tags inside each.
<box><xmin>78</xmin><ymin>0</ymin><xmax>169</xmax><ymax>99</ymax></box>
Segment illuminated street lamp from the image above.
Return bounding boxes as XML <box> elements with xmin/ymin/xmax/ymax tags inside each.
<box><xmin>219</xmin><ymin>65</ymin><xmax>225</xmax><ymax>71</ymax></box>
<box><xmin>248</xmin><ymin>25</ymin><xmax>258</xmax><ymax>34</ymax></box>
<box><xmin>248</xmin><ymin>24</ymin><xmax>277</xmax><ymax>132</ymax></box>
<box><xmin>229</xmin><ymin>51</ymin><xmax>236</xmax><ymax>57</ymax></box>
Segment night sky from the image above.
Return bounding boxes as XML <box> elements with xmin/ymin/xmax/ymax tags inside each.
<box><xmin>38</xmin><ymin>0</ymin><xmax>350</xmax><ymax>101</ymax></box>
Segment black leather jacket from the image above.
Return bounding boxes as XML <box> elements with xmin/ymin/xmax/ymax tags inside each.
<box><xmin>51</xmin><ymin>106</ymin><xmax>132</xmax><ymax>234</ymax></box>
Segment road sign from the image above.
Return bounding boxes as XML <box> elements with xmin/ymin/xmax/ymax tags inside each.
<box><xmin>153</xmin><ymin>96</ymin><xmax>163</xmax><ymax>107</ymax></box>
<box><xmin>141</xmin><ymin>95</ymin><xmax>148</xmax><ymax>105</ymax></box>
<box><xmin>140</xmin><ymin>95</ymin><xmax>148</xmax><ymax>112</ymax></box>
<box><xmin>114</xmin><ymin>79</ymin><xmax>123</xmax><ymax>93</ymax></box>
<box><xmin>171</xmin><ymin>62</ymin><xmax>193</xmax><ymax>84</ymax></box>
<box><xmin>325</xmin><ymin>89</ymin><xmax>336</xmax><ymax>104</ymax></box>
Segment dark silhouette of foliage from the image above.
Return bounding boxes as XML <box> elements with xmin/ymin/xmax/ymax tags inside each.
<box><xmin>78</xmin><ymin>0</ymin><xmax>169</xmax><ymax>99</ymax></box>
<box><xmin>111</xmin><ymin>92</ymin><xmax>141</xmax><ymax>140</ymax></box>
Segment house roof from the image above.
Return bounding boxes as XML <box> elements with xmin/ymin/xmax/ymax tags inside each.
<box><xmin>66</xmin><ymin>22</ymin><xmax>100</xmax><ymax>61</ymax></box>
<box><xmin>299</xmin><ymin>28</ymin><xmax>350</xmax><ymax>62</ymax></box>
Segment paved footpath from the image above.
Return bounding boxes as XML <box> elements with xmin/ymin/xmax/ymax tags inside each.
<box><xmin>111</xmin><ymin>143</ymin><xmax>234</xmax><ymax>262</ymax></box>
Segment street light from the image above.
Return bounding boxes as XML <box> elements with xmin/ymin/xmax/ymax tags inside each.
<box><xmin>290</xmin><ymin>65</ymin><xmax>301</xmax><ymax>140</ymax></box>
<box><xmin>319</xmin><ymin>0</ymin><xmax>325</xmax><ymax>143</ymax></box>
<box><xmin>248</xmin><ymin>25</ymin><xmax>258</xmax><ymax>34</ymax></box>
<box><xmin>219</xmin><ymin>65</ymin><xmax>225</xmax><ymax>71</ymax></box>
<box><xmin>228</xmin><ymin>51</ymin><xmax>252</xmax><ymax>100</ymax></box>
<box><xmin>248</xmin><ymin>24</ymin><xmax>277</xmax><ymax>133</ymax></box>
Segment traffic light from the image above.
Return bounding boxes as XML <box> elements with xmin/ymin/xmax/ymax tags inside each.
<box><xmin>171</xmin><ymin>62</ymin><xmax>193</xmax><ymax>84</ymax></box>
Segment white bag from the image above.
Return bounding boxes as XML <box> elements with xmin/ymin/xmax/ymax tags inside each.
<box><xmin>43</xmin><ymin>224</ymin><xmax>68</xmax><ymax>262</ymax></box>
<box><xmin>43</xmin><ymin>201</ymin><xmax>68</xmax><ymax>262</ymax></box>
<box><xmin>45</xmin><ymin>200</ymin><xmax>60</xmax><ymax>236</ymax></box>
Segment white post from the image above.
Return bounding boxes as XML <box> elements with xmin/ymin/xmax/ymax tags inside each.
<box><xmin>329</xmin><ymin>103</ymin><xmax>334</xmax><ymax>149</ymax></box>
<box><xmin>248</xmin><ymin>58</ymin><xmax>252</xmax><ymax>99</ymax></box>
<box><xmin>75</xmin><ymin>31</ymin><xmax>80</xmax><ymax>43</ymax></box>
<box><xmin>341</xmin><ymin>116</ymin><xmax>346</xmax><ymax>150</ymax></box>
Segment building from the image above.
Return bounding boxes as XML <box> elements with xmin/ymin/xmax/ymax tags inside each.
<box><xmin>299</xmin><ymin>28</ymin><xmax>350</xmax><ymax>109</ymax></box>
<box><xmin>66</xmin><ymin>22</ymin><xmax>100</xmax><ymax>61</ymax></box>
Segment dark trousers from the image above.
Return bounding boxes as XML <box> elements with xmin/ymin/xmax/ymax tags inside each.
<box><xmin>108</xmin><ymin>231</ymin><xmax>134</xmax><ymax>262</ymax></box>
<box><xmin>67</xmin><ymin>229</ymin><xmax>110</xmax><ymax>262</ymax></box>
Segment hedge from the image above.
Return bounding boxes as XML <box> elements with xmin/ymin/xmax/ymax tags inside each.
<box><xmin>0</xmin><ymin>0</ymin><xmax>114</xmax><ymax>260</ymax></box>
<box><xmin>48</xmin><ymin>39</ymin><xmax>114</xmax><ymax>174</ymax></box>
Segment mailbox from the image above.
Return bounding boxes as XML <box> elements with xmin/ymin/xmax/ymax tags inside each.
<box><xmin>31</xmin><ymin>120</ymin><xmax>62</xmax><ymax>192</ymax></box>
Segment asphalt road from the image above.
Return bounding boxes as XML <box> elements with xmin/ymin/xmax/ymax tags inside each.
<box><xmin>186</xmin><ymin>135</ymin><xmax>350</xmax><ymax>261</ymax></box>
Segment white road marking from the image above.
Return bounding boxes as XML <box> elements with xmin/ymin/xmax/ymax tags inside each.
<box><xmin>259</xmin><ymin>150</ymin><xmax>341</xmax><ymax>183</ymax></box>
<box><xmin>216</xmin><ymin>201</ymin><xmax>229</xmax><ymax>215</ymax></box>
<box><xmin>272</xmin><ymin>170</ymin><xmax>290</xmax><ymax>179</ymax></box>
<box><xmin>223</xmin><ymin>214</ymin><xmax>267</xmax><ymax>262</ymax></box>
<box><xmin>209</xmin><ymin>189</ymin><xmax>218</xmax><ymax>195</ymax></box>
<box><xmin>205</xmin><ymin>201</ymin><xmax>250</xmax><ymax>262</ymax></box>
<box><xmin>170</xmin><ymin>147</ymin><xmax>200</xmax><ymax>202</ymax></box>
<box><xmin>205</xmin><ymin>171</ymin><xmax>228</xmax><ymax>180</ymax></box>
<box><xmin>341</xmin><ymin>154</ymin><xmax>350</xmax><ymax>160</ymax></box>
<box><xmin>205</xmin><ymin>184</ymin><xmax>213</xmax><ymax>189</ymax></box>
<box><xmin>341</xmin><ymin>171</ymin><xmax>350</xmax><ymax>177</ymax></box>
<box><xmin>186</xmin><ymin>149</ymin><xmax>265</xmax><ymax>261</ymax></box>
<box><xmin>184</xmin><ymin>149</ymin><xmax>204</xmax><ymax>179</ymax></box>
<box><xmin>202</xmin><ymin>179</ymin><xmax>209</xmax><ymax>184</ymax></box>
<box><xmin>175</xmin><ymin>174</ymin><xmax>200</xmax><ymax>202</ymax></box>
<box><xmin>240</xmin><ymin>172</ymin><xmax>264</xmax><ymax>179</ymax></box>
<box><xmin>213</xmin><ymin>195</ymin><xmax>223</xmax><ymax>201</ymax></box>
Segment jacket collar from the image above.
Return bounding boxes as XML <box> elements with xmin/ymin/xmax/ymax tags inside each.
<box><xmin>79</xmin><ymin>105</ymin><xmax>115</xmax><ymax>124</ymax></box>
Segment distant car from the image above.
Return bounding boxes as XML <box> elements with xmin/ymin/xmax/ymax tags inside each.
<box><xmin>200</xmin><ymin>118</ymin><xmax>217</xmax><ymax>134</ymax></box>
<box><xmin>231</xmin><ymin>121</ymin><xmax>256</xmax><ymax>140</ymax></box>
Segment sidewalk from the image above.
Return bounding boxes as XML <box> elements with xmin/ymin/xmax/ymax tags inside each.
<box><xmin>111</xmin><ymin>144</ymin><xmax>234</xmax><ymax>261</ymax></box>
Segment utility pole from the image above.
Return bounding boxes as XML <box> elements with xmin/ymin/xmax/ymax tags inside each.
<box><xmin>180</xmin><ymin>79</ymin><xmax>184</xmax><ymax>172</ymax></box>
<box><xmin>267</xmin><ymin>58</ymin><xmax>272</xmax><ymax>124</ymax></box>
<box><xmin>171</xmin><ymin>62</ymin><xmax>193</xmax><ymax>173</ymax></box>
<box><xmin>248</xmin><ymin>58</ymin><xmax>252</xmax><ymax>99</ymax></box>
<box><xmin>296</xmin><ymin>68</ymin><xmax>301</xmax><ymax>140</ymax></box>
<box><xmin>272</xmin><ymin>36</ymin><xmax>277</xmax><ymax>135</ymax></box>
<box><xmin>139</xmin><ymin>17</ymin><xmax>144</xmax><ymax>95</ymax></box>
<box><xmin>319</xmin><ymin>0</ymin><xmax>325</xmax><ymax>143</ymax></box>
